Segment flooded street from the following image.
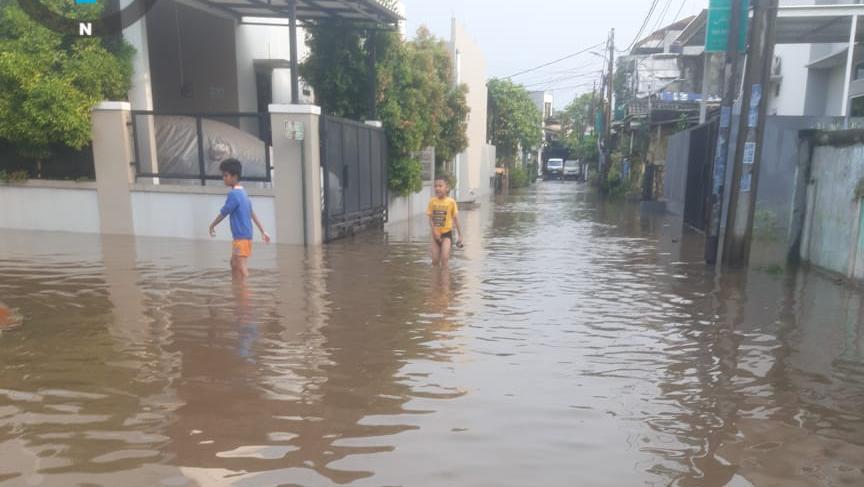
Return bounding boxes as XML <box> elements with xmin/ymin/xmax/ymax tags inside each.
<box><xmin>1</xmin><ymin>182</ymin><xmax>863</xmax><ymax>486</ymax></box>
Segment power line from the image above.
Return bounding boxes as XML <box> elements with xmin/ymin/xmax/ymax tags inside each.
<box><xmin>504</xmin><ymin>41</ymin><xmax>606</xmax><ymax>79</ymax></box>
<box><xmin>649</xmin><ymin>0</ymin><xmax>676</xmax><ymax>37</ymax></box>
<box><xmin>547</xmin><ymin>81</ymin><xmax>600</xmax><ymax>93</ymax></box>
<box><xmin>672</xmin><ymin>0</ymin><xmax>689</xmax><ymax>24</ymax></box>
<box><xmin>617</xmin><ymin>0</ymin><xmax>660</xmax><ymax>54</ymax></box>
<box><xmin>516</xmin><ymin>61</ymin><xmax>606</xmax><ymax>79</ymax></box>
<box><xmin>521</xmin><ymin>70</ymin><xmax>604</xmax><ymax>89</ymax></box>
<box><xmin>514</xmin><ymin>60</ymin><xmax>607</xmax><ymax>85</ymax></box>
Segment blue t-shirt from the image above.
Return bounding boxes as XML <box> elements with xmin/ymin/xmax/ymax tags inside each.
<box><xmin>220</xmin><ymin>187</ymin><xmax>253</xmax><ymax>240</ymax></box>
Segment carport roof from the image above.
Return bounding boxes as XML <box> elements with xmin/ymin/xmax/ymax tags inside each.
<box><xmin>200</xmin><ymin>0</ymin><xmax>401</xmax><ymax>25</ymax></box>
<box><xmin>678</xmin><ymin>4</ymin><xmax>864</xmax><ymax>47</ymax></box>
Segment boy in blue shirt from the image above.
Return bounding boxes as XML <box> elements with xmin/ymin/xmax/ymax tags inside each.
<box><xmin>209</xmin><ymin>159</ymin><xmax>270</xmax><ymax>280</ymax></box>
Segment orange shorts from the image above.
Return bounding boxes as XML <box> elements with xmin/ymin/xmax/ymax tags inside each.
<box><xmin>232</xmin><ymin>239</ymin><xmax>252</xmax><ymax>258</ymax></box>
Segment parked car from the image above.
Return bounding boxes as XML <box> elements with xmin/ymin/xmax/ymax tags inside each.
<box><xmin>545</xmin><ymin>158</ymin><xmax>564</xmax><ymax>180</ymax></box>
<box><xmin>563</xmin><ymin>160</ymin><xmax>580</xmax><ymax>180</ymax></box>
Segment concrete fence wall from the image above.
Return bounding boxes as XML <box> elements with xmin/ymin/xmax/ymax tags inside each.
<box><xmin>130</xmin><ymin>185</ymin><xmax>276</xmax><ymax>241</ymax></box>
<box><xmin>387</xmin><ymin>183</ymin><xmax>434</xmax><ymax>225</ymax></box>
<box><xmin>0</xmin><ymin>181</ymin><xmax>100</xmax><ymax>233</ymax></box>
<box><xmin>797</xmin><ymin>130</ymin><xmax>864</xmax><ymax>280</ymax></box>
<box><xmin>0</xmin><ymin>101</ymin><xmax>321</xmax><ymax>245</ymax></box>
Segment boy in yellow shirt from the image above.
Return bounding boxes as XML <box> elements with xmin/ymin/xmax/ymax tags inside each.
<box><xmin>426</xmin><ymin>176</ymin><xmax>463</xmax><ymax>267</ymax></box>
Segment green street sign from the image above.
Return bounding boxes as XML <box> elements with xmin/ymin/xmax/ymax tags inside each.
<box><xmin>705</xmin><ymin>0</ymin><xmax>749</xmax><ymax>52</ymax></box>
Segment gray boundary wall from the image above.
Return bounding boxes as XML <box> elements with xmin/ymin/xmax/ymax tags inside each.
<box><xmin>795</xmin><ymin>129</ymin><xmax>864</xmax><ymax>280</ymax></box>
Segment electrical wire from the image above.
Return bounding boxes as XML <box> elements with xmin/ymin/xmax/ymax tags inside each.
<box><xmin>617</xmin><ymin>0</ymin><xmax>661</xmax><ymax>54</ymax></box>
<box><xmin>649</xmin><ymin>0</ymin><xmax>676</xmax><ymax>38</ymax></box>
<box><xmin>504</xmin><ymin>41</ymin><xmax>606</xmax><ymax>79</ymax></box>
<box><xmin>671</xmin><ymin>0</ymin><xmax>689</xmax><ymax>25</ymax></box>
<box><xmin>514</xmin><ymin>60</ymin><xmax>607</xmax><ymax>85</ymax></box>
<box><xmin>546</xmin><ymin>81</ymin><xmax>599</xmax><ymax>92</ymax></box>
<box><xmin>521</xmin><ymin>70</ymin><xmax>604</xmax><ymax>89</ymax></box>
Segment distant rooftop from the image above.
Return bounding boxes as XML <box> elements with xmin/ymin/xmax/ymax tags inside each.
<box><xmin>630</xmin><ymin>16</ymin><xmax>696</xmax><ymax>55</ymax></box>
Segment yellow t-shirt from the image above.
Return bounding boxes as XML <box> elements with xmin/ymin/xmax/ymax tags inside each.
<box><xmin>427</xmin><ymin>197</ymin><xmax>458</xmax><ymax>235</ymax></box>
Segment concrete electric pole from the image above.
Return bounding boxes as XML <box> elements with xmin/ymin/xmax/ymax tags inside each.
<box><xmin>705</xmin><ymin>0</ymin><xmax>745</xmax><ymax>265</ymax></box>
<box><xmin>720</xmin><ymin>0</ymin><xmax>780</xmax><ymax>267</ymax></box>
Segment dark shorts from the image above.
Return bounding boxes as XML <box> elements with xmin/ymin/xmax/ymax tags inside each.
<box><xmin>439</xmin><ymin>231</ymin><xmax>453</xmax><ymax>241</ymax></box>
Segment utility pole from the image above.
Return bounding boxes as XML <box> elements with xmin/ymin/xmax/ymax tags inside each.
<box><xmin>705</xmin><ymin>0</ymin><xmax>745</xmax><ymax>265</ymax></box>
<box><xmin>721</xmin><ymin>0</ymin><xmax>780</xmax><ymax>267</ymax></box>
<box><xmin>590</xmin><ymin>81</ymin><xmax>597</xmax><ymax>136</ymax></box>
<box><xmin>601</xmin><ymin>29</ymin><xmax>615</xmax><ymax>186</ymax></box>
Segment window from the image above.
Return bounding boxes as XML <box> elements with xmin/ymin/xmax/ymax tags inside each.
<box><xmin>544</xmin><ymin>102</ymin><xmax>552</xmax><ymax>120</ymax></box>
<box><xmin>851</xmin><ymin>96</ymin><xmax>864</xmax><ymax>118</ymax></box>
<box><xmin>857</xmin><ymin>62</ymin><xmax>864</xmax><ymax>81</ymax></box>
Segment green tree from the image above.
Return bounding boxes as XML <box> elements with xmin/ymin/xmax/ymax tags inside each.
<box><xmin>300</xmin><ymin>20</ymin><xmax>377</xmax><ymax>120</ymax></box>
<box><xmin>560</xmin><ymin>93</ymin><xmax>593</xmax><ymax>148</ymax></box>
<box><xmin>302</xmin><ymin>24</ymin><xmax>468</xmax><ymax>197</ymax></box>
<box><xmin>559</xmin><ymin>93</ymin><xmax>600</xmax><ymax>165</ymax></box>
<box><xmin>0</xmin><ymin>1</ymin><xmax>133</xmax><ymax>164</ymax></box>
<box><xmin>486</xmin><ymin>78</ymin><xmax>542</xmax><ymax>166</ymax></box>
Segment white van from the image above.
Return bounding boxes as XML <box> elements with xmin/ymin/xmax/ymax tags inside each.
<box><xmin>545</xmin><ymin>158</ymin><xmax>564</xmax><ymax>180</ymax></box>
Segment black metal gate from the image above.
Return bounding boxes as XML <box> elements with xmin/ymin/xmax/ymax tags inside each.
<box><xmin>683</xmin><ymin>119</ymin><xmax>719</xmax><ymax>231</ymax></box>
<box><xmin>320</xmin><ymin>115</ymin><xmax>388</xmax><ymax>242</ymax></box>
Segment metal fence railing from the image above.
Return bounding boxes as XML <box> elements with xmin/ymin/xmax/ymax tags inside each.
<box><xmin>320</xmin><ymin>115</ymin><xmax>388</xmax><ymax>242</ymax></box>
<box><xmin>131</xmin><ymin>111</ymin><xmax>272</xmax><ymax>185</ymax></box>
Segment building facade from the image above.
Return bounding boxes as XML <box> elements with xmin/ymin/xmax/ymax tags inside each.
<box><xmin>450</xmin><ymin>19</ymin><xmax>495</xmax><ymax>203</ymax></box>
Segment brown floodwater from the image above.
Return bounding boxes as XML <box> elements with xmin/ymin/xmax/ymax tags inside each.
<box><xmin>1</xmin><ymin>182</ymin><xmax>863</xmax><ymax>486</ymax></box>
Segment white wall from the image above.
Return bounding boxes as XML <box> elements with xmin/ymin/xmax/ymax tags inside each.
<box><xmin>451</xmin><ymin>19</ymin><xmax>490</xmax><ymax>203</ymax></box>
<box><xmin>478</xmin><ymin>144</ymin><xmax>496</xmax><ymax>198</ymax></box>
<box><xmin>131</xmin><ymin>188</ymin><xmax>277</xmax><ymax>242</ymax></box>
<box><xmin>235</xmin><ymin>22</ymin><xmax>312</xmax><ymax>113</ymax></box>
<box><xmin>769</xmin><ymin>45</ymin><xmax>811</xmax><ymax>116</ymax></box>
<box><xmin>387</xmin><ymin>184</ymin><xmax>433</xmax><ymax>225</ymax></box>
<box><xmin>826</xmin><ymin>64</ymin><xmax>848</xmax><ymax>116</ymax></box>
<box><xmin>0</xmin><ymin>184</ymin><xmax>100</xmax><ymax>233</ymax></box>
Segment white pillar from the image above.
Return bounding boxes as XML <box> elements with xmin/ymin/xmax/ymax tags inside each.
<box><xmin>121</xmin><ymin>2</ymin><xmax>159</xmax><ymax>179</ymax></box>
<box><xmin>121</xmin><ymin>0</ymin><xmax>154</xmax><ymax>112</ymax></box>
<box><xmin>842</xmin><ymin>15</ymin><xmax>858</xmax><ymax>120</ymax></box>
<box><xmin>92</xmin><ymin>102</ymin><xmax>135</xmax><ymax>235</ymax></box>
<box><xmin>270</xmin><ymin>104</ymin><xmax>323</xmax><ymax>245</ymax></box>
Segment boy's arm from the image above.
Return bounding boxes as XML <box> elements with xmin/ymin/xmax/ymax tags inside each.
<box><xmin>209</xmin><ymin>214</ymin><xmax>226</xmax><ymax>237</ymax></box>
<box><xmin>211</xmin><ymin>192</ymin><xmax>236</xmax><ymax>237</ymax></box>
<box><xmin>251</xmin><ymin>210</ymin><xmax>271</xmax><ymax>243</ymax></box>
<box><xmin>453</xmin><ymin>213</ymin><xmax>464</xmax><ymax>244</ymax></box>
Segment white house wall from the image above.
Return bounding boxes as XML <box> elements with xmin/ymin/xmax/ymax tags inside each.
<box><xmin>769</xmin><ymin>45</ymin><xmax>811</xmax><ymax>116</ymax></box>
<box><xmin>826</xmin><ymin>64</ymin><xmax>848</xmax><ymax>116</ymax></box>
<box><xmin>451</xmin><ymin>19</ymin><xmax>491</xmax><ymax>201</ymax></box>
<box><xmin>235</xmin><ymin>22</ymin><xmax>311</xmax><ymax>113</ymax></box>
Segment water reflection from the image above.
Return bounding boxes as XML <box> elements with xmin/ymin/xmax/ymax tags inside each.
<box><xmin>0</xmin><ymin>182</ymin><xmax>863</xmax><ymax>486</ymax></box>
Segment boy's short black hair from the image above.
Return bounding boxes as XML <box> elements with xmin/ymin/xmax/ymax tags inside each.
<box><xmin>219</xmin><ymin>158</ymin><xmax>242</xmax><ymax>178</ymax></box>
<box><xmin>434</xmin><ymin>175</ymin><xmax>449</xmax><ymax>184</ymax></box>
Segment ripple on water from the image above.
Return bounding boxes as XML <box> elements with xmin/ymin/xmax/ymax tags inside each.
<box><xmin>1</xmin><ymin>186</ymin><xmax>864</xmax><ymax>487</ymax></box>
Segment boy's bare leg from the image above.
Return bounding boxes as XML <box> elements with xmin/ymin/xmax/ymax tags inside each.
<box><xmin>439</xmin><ymin>238</ymin><xmax>453</xmax><ymax>267</ymax></box>
<box><xmin>231</xmin><ymin>255</ymin><xmax>240</xmax><ymax>280</ymax></box>
<box><xmin>430</xmin><ymin>238</ymin><xmax>441</xmax><ymax>266</ymax></box>
<box><xmin>231</xmin><ymin>255</ymin><xmax>249</xmax><ymax>281</ymax></box>
<box><xmin>238</xmin><ymin>256</ymin><xmax>249</xmax><ymax>280</ymax></box>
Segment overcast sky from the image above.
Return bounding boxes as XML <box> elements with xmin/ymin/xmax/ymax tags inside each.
<box><xmin>402</xmin><ymin>0</ymin><xmax>709</xmax><ymax>109</ymax></box>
